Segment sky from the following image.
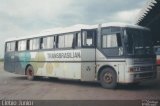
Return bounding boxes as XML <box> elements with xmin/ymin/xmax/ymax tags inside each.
<box><xmin>0</xmin><ymin>0</ymin><xmax>147</xmax><ymax>58</ymax></box>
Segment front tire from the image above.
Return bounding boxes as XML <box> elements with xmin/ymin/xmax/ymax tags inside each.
<box><xmin>26</xmin><ymin>66</ymin><xmax>35</xmax><ymax>80</ymax></box>
<box><xmin>99</xmin><ymin>67</ymin><xmax>117</xmax><ymax>89</ymax></box>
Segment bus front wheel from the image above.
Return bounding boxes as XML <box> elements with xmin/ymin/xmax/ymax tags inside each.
<box><xmin>99</xmin><ymin>68</ymin><xmax>117</xmax><ymax>89</ymax></box>
<box><xmin>26</xmin><ymin>66</ymin><xmax>34</xmax><ymax>80</ymax></box>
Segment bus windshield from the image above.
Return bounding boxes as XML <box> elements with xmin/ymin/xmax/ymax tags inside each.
<box><xmin>125</xmin><ymin>28</ymin><xmax>153</xmax><ymax>56</ymax></box>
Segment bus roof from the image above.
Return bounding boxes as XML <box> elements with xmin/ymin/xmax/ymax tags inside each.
<box><xmin>5</xmin><ymin>24</ymin><xmax>91</xmax><ymax>42</ymax></box>
<box><xmin>100</xmin><ymin>22</ymin><xmax>149</xmax><ymax>30</ymax></box>
<box><xmin>5</xmin><ymin>22</ymin><xmax>149</xmax><ymax>42</ymax></box>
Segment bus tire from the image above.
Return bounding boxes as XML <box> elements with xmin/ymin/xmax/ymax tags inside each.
<box><xmin>99</xmin><ymin>67</ymin><xmax>117</xmax><ymax>89</ymax></box>
<box><xmin>26</xmin><ymin>66</ymin><xmax>34</xmax><ymax>81</ymax></box>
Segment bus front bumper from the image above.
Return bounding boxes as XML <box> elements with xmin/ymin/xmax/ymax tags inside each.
<box><xmin>124</xmin><ymin>67</ymin><xmax>157</xmax><ymax>83</ymax></box>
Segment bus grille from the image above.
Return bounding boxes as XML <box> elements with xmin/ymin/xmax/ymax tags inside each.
<box><xmin>133</xmin><ymin>59</ymin><xmax>154</xmax><ymax>64</ymax></box>
<box><xmin>139</xmin><ymin>72</ymin><xmax>153</xmax><ymax>78</ymax></box>
<box><xmin>140</xmin><ymin>66</ymin><xmax>153</xmax><ymax>71</ymax></box>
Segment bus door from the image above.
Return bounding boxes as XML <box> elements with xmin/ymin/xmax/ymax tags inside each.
<box><xmin>81</xmin><ymin>29</ymin><xmax>97</xmax><ymax>81</ymax></box>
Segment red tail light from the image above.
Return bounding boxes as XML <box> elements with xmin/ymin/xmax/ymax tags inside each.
<box><xmin>156</xmin><ymin>59</ymin><xmax>160</xmax><ymax>65</ymax></box>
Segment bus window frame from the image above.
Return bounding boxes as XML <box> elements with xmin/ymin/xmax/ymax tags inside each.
<box><xmin>102</xmin><ymin>33</ymin><xmax>122</xmax><ymax>49</ymax></box>
<box><xmin>41</xmin><ymin>36</ymin><xmax>55</xmax><ymax>50</ymax></box>
<box><xmin>29</xmin><ymin>38</ymin><xmax>40</xmax><ymax>51</ymax></box>
<box><xmin>101</xmin><ymin>27</ymin><xmax>123</xmax><ymax>49</ymax></box>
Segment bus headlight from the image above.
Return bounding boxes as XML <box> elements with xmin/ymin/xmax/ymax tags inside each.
<box><xmin>129</xmin><ymin>67</ymin><xmax>134</xmax><ymax>72</ymax></box>
<box><xmin>128</xmin><ymin>67</ymin><xmax>140</xmax><ymax>72</ymax></box>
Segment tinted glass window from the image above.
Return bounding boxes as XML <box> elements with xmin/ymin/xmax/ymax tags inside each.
<box><xmin>126</xmin><ymin>28</ymin><xmax>153</xmax><ymax>55</ymax></box>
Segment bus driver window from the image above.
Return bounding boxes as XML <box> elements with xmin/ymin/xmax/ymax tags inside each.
<box><xmin>82</xmin><ymin>31</ymin><xmax>95</xmax><ymax>47</ymax></box>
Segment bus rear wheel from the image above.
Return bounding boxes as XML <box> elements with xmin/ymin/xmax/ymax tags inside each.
<box><xmin>26</xmin><ymin>66</ymin><xmax>34</xmax><ymax>80</ymax></box>
<box><xmin>99</xmin><ymin>68</ymin><xmax>117</xmax><ymax>89</ymax></box>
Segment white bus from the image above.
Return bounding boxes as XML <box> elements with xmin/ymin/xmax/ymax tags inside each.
<box><xmin>4</xmin><ymin>23</ymin><xmax>157</xmax><ymax>89</ymax></box>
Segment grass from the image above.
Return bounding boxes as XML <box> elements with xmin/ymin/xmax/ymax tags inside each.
<box><xmin>0</xmin><ymin>59</ymin><xmax>4</xmax><ymax>62</ymax></box>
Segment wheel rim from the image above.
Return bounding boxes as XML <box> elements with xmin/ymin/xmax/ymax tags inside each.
<box><xmin>103</xmin><ymin>72</ymin><xmax>113</xmax><ymax>84</ymax></box>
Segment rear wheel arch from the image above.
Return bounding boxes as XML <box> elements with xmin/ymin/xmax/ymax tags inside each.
<box><xmin>25</xmin><ymin>64</ymin><xmax>32</xmax><ymax>75</ymax></box>
<box><xmin>26</xmin><ymin>65</ymin><xmax>35</xmax><ymax>80</ymax></box>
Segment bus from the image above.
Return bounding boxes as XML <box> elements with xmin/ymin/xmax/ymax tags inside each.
<box><xmin>4</xmin><ymin>23</ymin><xmax>157</xmax><ymax>89</ymax></box>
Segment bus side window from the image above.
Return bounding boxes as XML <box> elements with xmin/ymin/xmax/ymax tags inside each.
<box><xmin>29</xmin><ymin>38</ymin><xmax>40</xmax><ymax>50</ymax></box>
<box><xmin>11</xmin><ymin>42</ymin><xmax>15</xmax><ymax>51</ymax></box>
<box><xmin>18</xmin><ymin>40</ymin><xmax>27</xmax><ymax>51</ymax></box>
<box><xmin>49</xmin><ymin>36</ymin><xmax>54</xmax><ymax>49</ymax></box>
<box><xmin>73</xmin><ymin>33</ymin><xmax>81</xmax><ymax>48</ymax></box>
<box><xmin>57</xmin><ymin>34</ymin><xmax>74</xmax><ymax>49</ymax></box>
<box><xmin>58</xmin><ymin>35</ymin><xmax>65</xmax><ymax>48</ymax></box>
<box><xmin>65</xmin><ymin>34</ymin><xmax>74</xmax><ymax>48</ymax></box>
<box><xmin>6</xmin><ymin>42</ymin><xmax>16</xmax><ymax>52</ymax></box>
<box><xmin>6</xmin><ymin>42</ymin><xmax>11</xmax><ymax>52</ymax></box>
<box><xmin>40</xmin><ymin>36</ymin><xmax>55</xmax><ymax>50</ymax></box>
<box><xmin>102</xmin><ymin>33</ymin><xmax>122</xmax><ymax>48</ymax></box>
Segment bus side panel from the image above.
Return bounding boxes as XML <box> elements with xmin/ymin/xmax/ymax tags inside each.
<box><xmin>81</xmin><ymin>62</ymin><xmax>96</xmax><ymax>81</ymax></box>
<box><xmin>95</xmin><ymin>49</ymin><xmax>125</xmax><ymax>83</ymax></box>
<box><xmin>14</xmin><ymin>52</ymin><xmax>25</xmax><ymax>75</ymax></box>
<box><xmin>14</xmin><ymin>51</ymin><xmax>38</xmax><ymax>75</ymax></box>
<box><xmin>40</xmin><ymin>62</ymin><xmax>81</xmax><ymax>79</ymax></box>
<box><xmin>36</xmin><ymin>50</ymin><xmax>81</xmax><ymax>79</ymax></box>
<box><xmin>30</xmin><ymin>52</ymin><xmax>41</xmax><ymax>76</ymax></box>
<box><xmin>4</xmin><ymin>52</ymin><xmax>15</xmax><ymax>73</ymax></box>
<box><xmin>117</xmin><ymin>62</ymin><xmax>126</xmax><ymax>83</ymax></box>
<box><xmin>96</xmin><ymin>62</ymin><xmax>125</xmax><ymax>83</ymax></box>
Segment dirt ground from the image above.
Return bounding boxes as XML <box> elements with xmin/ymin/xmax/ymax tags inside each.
<box><xmin>0</xmin><ymin>62</ymin><xmax>160</xmax><ymax>100</ymax></box>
